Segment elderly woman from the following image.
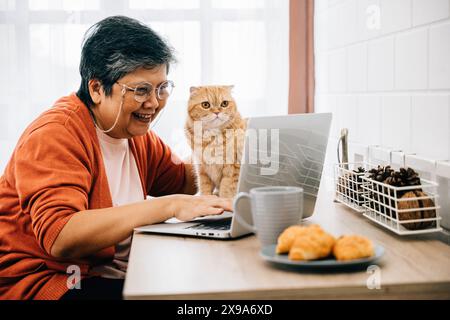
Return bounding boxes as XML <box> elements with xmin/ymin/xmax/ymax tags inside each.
<box><xmin>0</xmin><ymin>16</ymin><xmax>231</xmax><ymax>300</ymax></box>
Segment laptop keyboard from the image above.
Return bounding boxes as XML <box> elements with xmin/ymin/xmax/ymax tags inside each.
<box><xmin>185</xmin><ymin>218</ymin><xmax>232</xmax><ymax>231</ymax></box>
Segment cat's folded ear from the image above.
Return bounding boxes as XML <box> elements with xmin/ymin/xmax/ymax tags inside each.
<box><xmin>226</xmin><ymin>85</ymin><xmax>235</xmax><ymax>92</ymax></box>
<box><xmin>190</xmin><ymin>86</ymin><xmax>199</xmax><ymax>94</ymax></box>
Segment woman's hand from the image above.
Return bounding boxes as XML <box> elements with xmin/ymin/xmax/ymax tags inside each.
<box><xmin>168</xmin><ymin>194</ymin><xmax>233</xmax><ymax>222</ymax></box>
<box><xmin>51</xmin><ymin>194</ymin><xmax>232</xmax><ymax>259</ymax></box>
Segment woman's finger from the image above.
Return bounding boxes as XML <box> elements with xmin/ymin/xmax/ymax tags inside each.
<box><xmin>201</xmin><ymin>206</ymin><xmax>224</xmax><ymax>216</ymax></box>
<box><xmin>209</xmin><ymin>198</ymin><xmax>233</xmax><ymax>211</ymax></box>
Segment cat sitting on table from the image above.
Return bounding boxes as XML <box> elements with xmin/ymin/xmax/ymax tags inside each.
<box><xmin>185</xmin><ymin>85</ymin><xmax>247</xmax><ymax>198</ymax></box>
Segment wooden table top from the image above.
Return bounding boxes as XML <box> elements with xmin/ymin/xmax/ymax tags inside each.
<box><xmin>123</xmin><ymin>185</ymin><xmax>450</xmax><ymax>300</ymax></box>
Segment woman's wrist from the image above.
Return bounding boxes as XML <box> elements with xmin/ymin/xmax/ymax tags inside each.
<box><xmin>159</xmin><ymin>194</ymin><xmax>179</xmax><ymax>219</ymax></box>
<box><xmin>131</xmin><ymin>195</ymin><xmax>179</xmax><ymax>227</ymax></box>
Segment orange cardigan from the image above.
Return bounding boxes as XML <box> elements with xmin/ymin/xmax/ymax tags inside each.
<box><xmin>0</xmin><ymin>93</ymin><xmax>185</xmax><ymax>299</ymax></box>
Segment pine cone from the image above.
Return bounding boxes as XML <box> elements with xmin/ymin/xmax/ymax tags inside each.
<box><xmin>404</xmin><ymin>167</ymin><xmax>421</xmax><ymax>186</ymax></box>
<box><xmin>353</xmin><ymin>167</ymin><xmax>366</xmax><ymax>174</ymax></box>
<box><xmin>337</xmin><ymin>167</ymin><xmax>367</xmax><ymax>204</ymax></box>
<box><xmin>367</xmin><ymin>166</ymin><xmax>395</xmax><ymax>215</ymax></box>
<box><xmin>368</xmin><ymin>165</ymin><xmax>394</xmax><ymax>182</ymax></box>
<box><xmin>352</xmin><ymin>167</ymin><xmax>366</xmax><ymax>203</ymax></box>
<box><xmin>383</xmin><ymin>167</ymin><xmax>422</xmax><ymax>198</ymax></box>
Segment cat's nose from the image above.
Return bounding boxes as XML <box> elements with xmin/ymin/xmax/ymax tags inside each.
<box><xmin>213</xmin><ymin>111</ymin><xmax>220</xmax><ymax>115</ymax></box>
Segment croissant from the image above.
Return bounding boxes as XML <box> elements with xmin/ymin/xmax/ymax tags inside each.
<box><xmin>288</xmin><ymin>225</ymin><xmax>336</xmax><ymax>261</ymax></box>
<box><xmin>276</xmin><ymin>224</ymin><xmax>321</xmax><ymax>254</ymax></box>
<box><xmin>332</xmin><ymin>235</ymin><xmax>374</xmax><ymax>261</ymax></box>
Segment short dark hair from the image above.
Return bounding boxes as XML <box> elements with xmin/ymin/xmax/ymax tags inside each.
<box><xmin>76</xmin><ymin>15</ymin><xmax>176</xmax><ymax>108</ymax></box>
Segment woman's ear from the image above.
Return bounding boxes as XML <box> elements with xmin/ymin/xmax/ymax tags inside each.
<box><xmin>88</xmin><ymin>79</ymin><xmax>103</xmax><ymax>105</ymax></box>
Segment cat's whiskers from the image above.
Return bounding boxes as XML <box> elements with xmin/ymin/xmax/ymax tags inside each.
<box><xmin>200</xmin><ymin>113</ymin><xmax>228</xmax><ymax>130</ymax></box>
<box><xmin>201</xmin><ymin>114</ymin><xmax>218</xmax><ymax>122</ymax></box>
<box><xmin>217</xmin><ymin>113</ymin><xmax>229</xmax><ymax>122</ymax></box>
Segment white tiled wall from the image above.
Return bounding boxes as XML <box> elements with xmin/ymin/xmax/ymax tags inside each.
<box><xmin>315</xmin><ymin>0</ymin><xmax>450</xmax><ymax>229</ymax></box>
<box><xmin>316</xmin><ymin>0</ymin><xmax>450</xmax><ymax>161</ymax></box>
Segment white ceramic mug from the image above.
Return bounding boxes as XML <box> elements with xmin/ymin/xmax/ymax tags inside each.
<box><xmin>233</xmin><ymin>186</ymin><xmax>304</xmax><ymax>247</ymax></box>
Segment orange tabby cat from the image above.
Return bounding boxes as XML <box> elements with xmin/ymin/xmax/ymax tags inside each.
<box><xmin>185</xmin><ymin>85</ymin><xmax>247</xmax><ymax>198</ymax></box>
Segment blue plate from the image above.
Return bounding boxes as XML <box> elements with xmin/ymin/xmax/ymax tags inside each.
<box><xmin>260</xmin><ymin>244</ymin><xmax>384</xmax><ymax>271</ymax></box>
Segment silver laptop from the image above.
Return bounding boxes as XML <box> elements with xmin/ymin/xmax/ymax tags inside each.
<box><xmin>135</xmin><ymin>113</ymin><xmax>332</xmax><ymax>239</ymax></box>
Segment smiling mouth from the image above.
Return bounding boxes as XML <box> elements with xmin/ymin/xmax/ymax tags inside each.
<box><xmin>132</xmin><ymin>112</ymin><xmax>154</xmax><ymax>122</ymax></box>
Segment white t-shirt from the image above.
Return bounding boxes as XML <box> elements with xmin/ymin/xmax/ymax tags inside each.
<box><xmin>91</xmin><ymin>127</ymin><xmax>144</xmax><ymax>279</ymax></box>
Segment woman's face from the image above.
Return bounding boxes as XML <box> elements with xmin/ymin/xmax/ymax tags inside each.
<box><xmin>91</xmin><ymin>65</ymin><xmax>169</xmax><ymax>139</ymax></box>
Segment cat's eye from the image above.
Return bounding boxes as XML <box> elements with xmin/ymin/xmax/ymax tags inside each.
<box><xmin>221</xmin><ymin>101</ymin><xmax>229</xmax><ymax>108</ymax></box>
<box><xmin>201</xmin><ymin>102</ymin><xmax>211</xmax><ymax>109</ymax></box>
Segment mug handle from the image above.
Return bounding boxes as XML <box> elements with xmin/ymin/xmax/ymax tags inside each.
<box><xmin>233</xmin><ymin>192</ymin><xmax>257</xmax><ymax>233</ymax></box>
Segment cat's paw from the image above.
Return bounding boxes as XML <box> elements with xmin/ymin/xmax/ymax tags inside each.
<box><xmin>218</xmin><ymin>189</ymin><xmax>237</xmax><ymax>199</ymax></box>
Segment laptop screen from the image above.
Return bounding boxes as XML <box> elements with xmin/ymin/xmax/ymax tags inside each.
<box><xmin>237</xmin><ymin>113</ymin><xmax>332</xmax><ymax>218</ymax></box>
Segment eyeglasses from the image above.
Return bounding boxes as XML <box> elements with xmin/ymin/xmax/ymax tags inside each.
<box><xmin>116</xmin><ymin>80</ymin><xmax>174</xmax><ymax>102</ymax></box>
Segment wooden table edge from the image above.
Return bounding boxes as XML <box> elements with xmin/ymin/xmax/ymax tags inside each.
<box><xmin>123</xmin><ymin>281</ymin><xmax>450</xmax><ymax>300</ymax></box>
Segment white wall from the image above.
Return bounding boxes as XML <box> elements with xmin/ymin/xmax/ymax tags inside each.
<box><xmin>315</xmin><ymin>0</ymin><xmax>450</xmax><ymax>230</ymax></box>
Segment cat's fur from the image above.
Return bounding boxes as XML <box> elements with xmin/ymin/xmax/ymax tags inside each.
<box><xmin>185</xmin><ymin>85</ymin><xmax>247</xmax><ymax>198</ymax></box>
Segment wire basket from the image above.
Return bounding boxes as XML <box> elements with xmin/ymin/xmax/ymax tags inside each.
<box><xmin>334</xmin><ymin>162</ymin><xmax>372</xmax><ymax>212</ymax></box>
<box><xmin>361</xmin><ymin>176</ymin><xmax>442</xmax><ymax>235</ymax></box>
